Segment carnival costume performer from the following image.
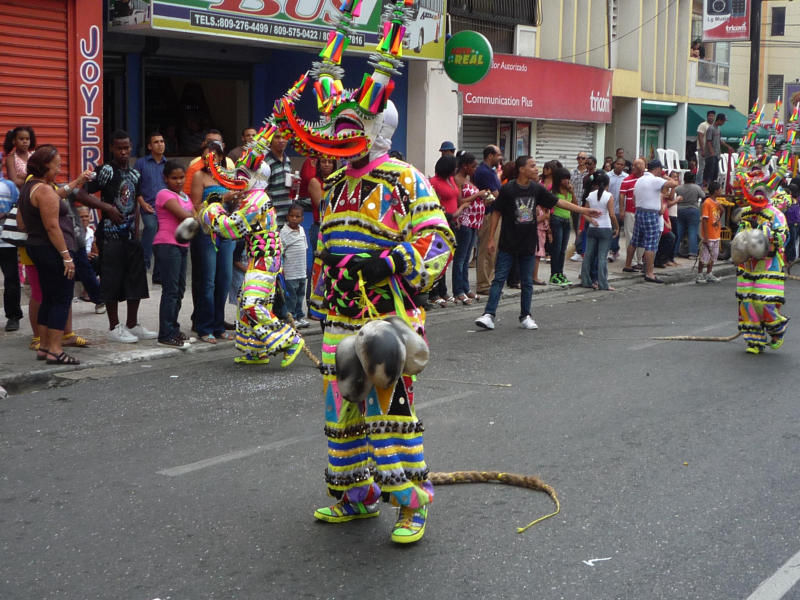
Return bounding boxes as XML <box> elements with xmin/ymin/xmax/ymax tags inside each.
<box><xmin>271</xmin><ymin>0</ymin><xmax>454</xmax><ymax>543</ymax></box>
<box><xmin>732</xmin><ymin>101</ymin><xmax>791</xmax><ymax>354</ymax></box>
<box><xmin>200</xmin><ymin>133</ymin><xmax>305</xmax><ymax>367</ymax></box>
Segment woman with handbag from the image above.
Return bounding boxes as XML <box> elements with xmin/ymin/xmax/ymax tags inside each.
<box><xmin>17</xmin><ymin>146</ymin><xmax>84</xmax><ymax>365</ymax></box>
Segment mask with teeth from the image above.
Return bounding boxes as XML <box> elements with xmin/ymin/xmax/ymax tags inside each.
<box><xmin>273</xmin><ymin>0</ymin><xmax>415</xmax><ymax>162</ymax></box>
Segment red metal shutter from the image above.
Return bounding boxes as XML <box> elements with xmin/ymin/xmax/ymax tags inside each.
<box><xmin>0</xmin><ymin>0</ymin><xmax>71</xmax><ymax>176</ymax></box>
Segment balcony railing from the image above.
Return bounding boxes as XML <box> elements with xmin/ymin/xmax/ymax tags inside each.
<box><xmin>697</xmin><ymin>60</ymin><xmax>730</xmax><ymax>87</ymax></box>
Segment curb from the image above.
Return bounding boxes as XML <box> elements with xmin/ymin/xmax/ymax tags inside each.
<box><xmin>0</xmin><ymin>261</ymin><xmax>738</xmax><ymax>393</ymax></box>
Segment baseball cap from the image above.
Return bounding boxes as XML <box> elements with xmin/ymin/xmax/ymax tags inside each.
<box><xmin>439</xmin><ymin>140</ymin><xmax>456</xmax><ymax>152</ymax></box>
<box><xmin>647</xmin><ymin>159</ymin><xmax>663</xmax><ymax>170</ymax></box>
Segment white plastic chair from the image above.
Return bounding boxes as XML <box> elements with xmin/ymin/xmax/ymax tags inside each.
<box><xmin>664</xmin><ymin>148</ymin><xmax>688</xmax><ymax>182</ymax></box>
<box><xmin>718</xmin><ymin>153</ymin><xmax>729</xmax><ymax>186</ymax></box>
<box><xmin>656</xmin><ymin>148</ymin><xmax>667</xmax><ymax>167</ymax></box>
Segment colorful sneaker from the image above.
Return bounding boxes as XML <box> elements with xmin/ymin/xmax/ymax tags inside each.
<box><xmin>549</xmin><ymin>274</ymin><xmax>561</xmax><ymax>285</ymax></box>
<box><xmin>313</xmin><ymin>500</ymin><xmax>380</xmax><ymax>523</ymax></box>
<box><xmin>281</xmin><ymin>337</ymin><xmax>305</xmax><ymax>368</ymax></box>
<box><xmin>745</xmin><ymin>344</ymin><xmax>762</xmax><ymax>355</ymax></box>
<box><xmin>769</xmin><ymin>336</ymin><xmax>785</xmax><ymax>350</ymax></box>
<box><xmin>391</xmin><ymin>506</ymin><xmax>428</xmax><ymax>544</ymax></box>
<box><xmin>235</xmin><ymin>354</ymin><xmax>270</xmax><ymax>364</ymax></box>
<box><xmin>558</xmin><ymin>274</ymin><xmax>572</xmax><ymax>286</ymax></box>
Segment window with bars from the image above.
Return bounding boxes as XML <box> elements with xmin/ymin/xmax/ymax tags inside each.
<box><xmin>771</xmin><ymin>6</ymin><xmax>785</xmax><ymax>37</ymax></box>
<box><xmin>448</xmin><ymin>0</ymin><xmax>538</xmax><ymax>26</ymax></box>
<box><xmin>767</xmin><ymin>74</ymin><xmax>784</xmax><ymax>103</ymax></box>
<box><xmin>449</xmin><ymin>0</ymin><xmax>538</xmax><ymax>54</ymax></box>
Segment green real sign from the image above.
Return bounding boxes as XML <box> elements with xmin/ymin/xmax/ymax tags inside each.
<box><xmin>444</xmin><ymin>30</ymin><xmax>493</xmax><ymax>85</ymax></box>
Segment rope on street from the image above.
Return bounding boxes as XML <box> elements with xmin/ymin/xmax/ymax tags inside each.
<box><xmin>429</xmin><ymin>471</ymin><xmax>560</xmax><ymax>534</ymax></box>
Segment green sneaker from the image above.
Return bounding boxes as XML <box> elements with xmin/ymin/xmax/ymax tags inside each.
<box><xmin>390</xmin><ymin>506</ymin><xmax>428</xmax><ymax>544</ymax></box>
<box><xmin>769</xmin><ymin>336</ymin><xmax>785</xmax><ymax>350</ymax></box>
<box><xmin>313</xmin><ymin>500</ymin><xmax>380</xmax><ymax>523</ymax></box>
<box><xmin>558</xmin><ymin>274</ymin><xmax>572</xmax><ymax>286</ymax></box>
<box><xmin>549</xmin><ymin>274</ymin><xmax>561</xmax><ymax>285</ymax></box>
<box><xmin>234</xmin><ymin>354</ymin><xmax>270</xmax><ymax>364</ymax></box>
<box><xmin>745</xmin><ymin>344</ymin><xmax>762</xmax><ymax>355</ymax></box>
<box><xmin>281</xmin><ymin>337</ymin><xmax>305</xmax><ymax>368</ymax></box>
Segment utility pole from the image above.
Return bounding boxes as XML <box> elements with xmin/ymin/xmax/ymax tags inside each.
<box><xmin>748</xmin><ymin>0</ymin><xmax>763</xmax><ymax>109</ymax></box>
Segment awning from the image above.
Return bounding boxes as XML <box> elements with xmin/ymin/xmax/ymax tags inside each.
<box><xmin>687</xmin><ymin>104</ymin><xmax>767</xmax><ymax>143</ymax></box>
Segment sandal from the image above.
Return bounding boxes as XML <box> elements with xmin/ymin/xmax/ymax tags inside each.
<box><xmin>36</xmin><ymin>347</ymin><xmax>49</xmax><ymax>361</ymax></box>
<box><xmin>432</xmin><ymin>298</ymin><xmax>447</xmax><ymax>308</ymax></box>
<box><xmin>455</xmin><ymin>293</ymin><xmax>473</xmax><ymax>305</ymax></box>
<box><xmin>533</xmin><ymin>279</ymin><xmax>547</xmax><ymax>286</ymax></box>
<box><xmin>63</xmin><ymin>332</ymin><xmax>89</xmax><ymax>347</ymax></box>
<box><xmin>46</xmin><ymin>351</ymin><xmax>80</xmax><ymax>365</ymax></box>
<box><xmin>200</xmin><ymin>334</ymin><xmax>217</xmax><ymax>344</ymax></box>
<box><xmin>217</xmin><ymin>331</ymin><xmax>234</xmax><ymax>340</ymax></box>
<box><xmin>30</xmin><ymin>336</ymin><xmax>40</xmax><ymax>351</ymax></box>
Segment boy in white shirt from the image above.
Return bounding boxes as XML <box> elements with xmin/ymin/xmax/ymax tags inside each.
<box><xmin>279</xmin><ymin>203</ymin><xmax>310</xmax><ymax>328</ymax></box>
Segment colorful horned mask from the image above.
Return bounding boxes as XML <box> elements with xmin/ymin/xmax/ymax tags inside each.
<box><xmin>735</xmin><ymin>99</ymin><xmax>793</xmax><ymax>211</ymax></box>
<box><xmin>273</xmin><ymin>0</ymin><xmax>415</xmax><ymax>161</ymax></box>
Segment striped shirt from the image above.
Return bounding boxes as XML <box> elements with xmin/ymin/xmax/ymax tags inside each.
<box><xmin>619</xmin><ymin>172</ymin><xmax>642</xmax><ymax>213</ymax></box>
<box><xmin>265</xmin><ymin>151</ymin><xmax>292</xmax><ymax>226</ymax></box>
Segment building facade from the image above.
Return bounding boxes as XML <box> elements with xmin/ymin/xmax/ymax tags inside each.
<box><xmin>0</xmin><ymin>0</ymin><xmax>104</xmax><ymax>180</ymax></box>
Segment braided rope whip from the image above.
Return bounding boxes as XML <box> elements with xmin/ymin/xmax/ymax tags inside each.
<box><xmin>651</xmin><ymin>332</ymin><xmax>741</xmax><ymax>342</ymax></box>
<box><xmin>428</xmin><ymin>471</ymin><xmax>560</xmax><ymax>534</ymax></box>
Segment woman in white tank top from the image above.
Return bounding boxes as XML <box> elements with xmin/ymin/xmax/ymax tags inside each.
<box><xmin>580</xmin><ymin>171</ymin><xmax>619</xmax><ymax>290</ymax></box>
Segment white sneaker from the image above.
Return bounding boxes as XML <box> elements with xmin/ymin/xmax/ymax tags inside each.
<box><xmin>94</xmin><ymin>303</ymin><xmax>106</xmax><ymax>314</ymax></box>
<box><xmin>570</xmin><ymin>252</ymin><xmax>583</xmax><ymax>262</ymax></box>
<box><xmin>475</xmin><ymin>313</ymin><xmax>495</xmax><ymax>330</ymax></box>
<box><xmin>695</xmin><ymin>273</ymin><xmax>707</xmax><ymax>284</ymax></box>
<box><xmin>520</xmin><ymin>315</ymin><xmax>539</xmax><ymax>330</ymax></box>
<box><xmin>126</xmin><ymin>323</ymin><xmax>158</xmax><ymax>340</ymax></box>
<box><xmin>295</xmin><ymin>318</ymin><xmax>310</xmax><ymax>329</ymax></box>
<box><xmin>705</xmin><ymin>273</ymin><xmax>720</xmax><ymax>283</ymax></box>
<box><xmin>109</xmin><ymin>323</ymin><xmax>138</xmax><ymax>343</ymax></box>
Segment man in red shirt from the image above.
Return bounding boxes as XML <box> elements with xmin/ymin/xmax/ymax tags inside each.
<box><xmin>620</xmin><ymin>158</ymin><xmax>645</xmax><ymax>271</ymax></box>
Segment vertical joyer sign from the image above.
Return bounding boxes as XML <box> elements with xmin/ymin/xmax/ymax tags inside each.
<box><xmin>71</xmin><ymin>1</ymin><xmax>103</xmax><ymax>177</ymax></box>
<box><xmin>703</xmin><ymin>0</ymin><xmax>750</xmax><ymax>41</ymax></box>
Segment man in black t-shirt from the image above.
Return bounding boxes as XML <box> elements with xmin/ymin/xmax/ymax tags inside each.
<box><xmin>79</xmin><ymin>130</ymin><xmax>157</xmax><ymax>344</ymax></box>
<box><xmin>475</xmin><ymin>155</ymin><xmax>601</xmax><ymax>331</ymax></box>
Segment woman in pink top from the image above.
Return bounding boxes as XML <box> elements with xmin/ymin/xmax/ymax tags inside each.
<box><xmin>153</xmin><ymin>161</ymin><xmax>195</xmax><ymax>347</ymax></box>
<box><xmin>428</xmin><ymin>155</ymin><xmax>460</xmax><ymax>306</ymax></box>
<box><xmin>4</xmin><ymin>126</ymin><xmax>35</xmax><ymax>189</ymax></box>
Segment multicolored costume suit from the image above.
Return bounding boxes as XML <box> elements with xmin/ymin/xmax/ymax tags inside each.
<box><xmin>733</xmin><ymin>100</ymin><xmax>792</xmax><ymax>354</ymax></box>
<box><xmin>308</xmin><ymin>154</ymin><xmax>453</xmax><ymax>513</ymax></box>
<box><xmin>200</xmin><ymin>162</ymin><xmax>304</xmax><ymax>366</ymax></box>
<box><xmin>735</xmin><ymin>205</ymin><xmax>790</xmax><ymax>353</ymax></box>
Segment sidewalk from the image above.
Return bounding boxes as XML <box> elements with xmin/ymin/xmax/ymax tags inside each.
<box><xmin>0</xmin><ymin>239</ymin><xmax>735</xmax><ymax>393</ymax></box>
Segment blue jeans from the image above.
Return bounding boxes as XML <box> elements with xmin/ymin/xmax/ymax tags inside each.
<box><xmin>452</xmin><ymin>226</ymin><xmax>478</xmax><ymax>296</ymax></box>
<box><xmin>73</xmin><ymin>245</ymin><xmax>102</xmax><ymax>304</ymax></box>
<box><xmin>549</xmin><ymin>215</ymin><xmax>571</xmax><ymax>276</ymax></box>
<box><xmin>196</xmin><ymin>232</ymin><xmax>234</xmax><ymax>337</ymax></box>
<box><xmin>141</xmin><ymin>211</ymin><xmax>159</xmax><ymax>275</ymax></box>
<box><xmin>581</xmin><ymin>228</ymin><xmax>612</xmax><ymax>289</ymax></box>
<box><xmin>485</xmin><ymin>251</ymin><xmax>535</xmax><ymax>319</ymax></box>
<box><xmin>153</xmin><ymin>244</ymin><xmax>187</xmax><ymax>340</ymax></box>
<box><xmin>675</xmin><ymin>207</ymin><xmax>700</xmax><ymax>257</ymax></box>
<box><xmin>284</xmin><ymin>277</ymin><xmax>306</xmax><ymax>319</ymax></box>
<box><xmin>786</xmin><ymin>223</ymin><xmax>799</xmax><ymax>263</ymax></box>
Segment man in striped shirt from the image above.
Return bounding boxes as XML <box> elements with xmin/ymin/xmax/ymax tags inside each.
<box><xmin>620</xmin><ymin>158</ymin><xmax>645</xmax><ymax>271</ymax></box>
<box><xmin>265</xmin><ymin>133</ymin><xmax>293</xmax><ymax>227</ymax></box>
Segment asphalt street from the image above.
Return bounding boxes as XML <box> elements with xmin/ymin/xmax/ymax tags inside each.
<box><xmin>2</xmin><ymin>277</ymin><xmax>799</xmax><ymax>600</ymax></box>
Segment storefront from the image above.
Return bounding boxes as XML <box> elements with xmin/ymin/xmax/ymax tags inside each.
<box><xmin>0</xmin><ymin>0</ymin><xmax>104</xmax><ymax>179</ymax></box>
<box><xmin>459</xmin><ymin>54</ymin><xmax>612</xmax><ymax>169</ymax></box>
<box><xmin>105</xmin><ymin>0</ymin><xmax>448</xmax><ymax>160</ymax></box>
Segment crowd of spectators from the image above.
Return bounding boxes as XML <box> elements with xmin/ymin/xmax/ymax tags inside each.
<box><xmin>3</xmin><ymin>122</ymin><xmax>800</xmax><ymax>363</ymax></box>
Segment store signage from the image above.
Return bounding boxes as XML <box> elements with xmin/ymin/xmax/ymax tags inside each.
<box><xmin>702</xmin><ymin>0</ymin><xmax>750</xmax><ymax>41</ymax></box>
<box><xmin>110</xmin><ymin>0</ymin><xmax>446</xmax><ymax>61</ymax></box>
<box><xmin>78</xmin><ymin>25</ymin><xmax>102</xmax><ymax>171</ymax></box>
<box><xmin>444</xmin><ymin>31</ymin><xmax>493</xmax><ymax>85</ymax></box>
<box><xmin>459</xmin><ymin>54</ymin><xmax>613</xmax><ymax>123</ymax></box>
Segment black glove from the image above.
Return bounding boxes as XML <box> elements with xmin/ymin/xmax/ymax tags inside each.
<box><xmin>353</xmin><ymin>256</ymin><xmax>394</xmax><ymax>285</ymax></box>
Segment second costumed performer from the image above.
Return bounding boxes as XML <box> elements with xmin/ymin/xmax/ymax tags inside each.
<box><xmin>274</xmin><ymin>0</ymin><xmax>455</xmax><ymax>543</ymax></box>
<box><xmin>199</xmin><ymin>136</ymin><xmax>305</xmax><ymax>367</ymax></box>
